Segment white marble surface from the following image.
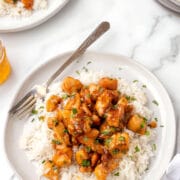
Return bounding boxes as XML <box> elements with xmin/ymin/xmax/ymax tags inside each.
<box><xmin>0</xmin><ymin>0</ymin><xmax>180</xmax><ymax>179</ymax></box>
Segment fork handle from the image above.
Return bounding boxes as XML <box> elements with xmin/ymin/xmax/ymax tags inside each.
<box><xmin>45</xmin><ymin>21</ymin><xmax>110</xmax><ymax>88</ymax></box>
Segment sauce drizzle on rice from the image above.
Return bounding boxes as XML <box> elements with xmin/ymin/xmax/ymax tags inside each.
<box><xmin>20</xmin><ymin>71</ymin><xmax>157</xmax><ymax>180</ymax></box>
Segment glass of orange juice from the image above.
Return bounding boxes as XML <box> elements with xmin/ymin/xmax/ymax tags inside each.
<box><xmin>0</xmin><ymin>41</ymin><xmax>11</xmax><ymax>85</ymax></box>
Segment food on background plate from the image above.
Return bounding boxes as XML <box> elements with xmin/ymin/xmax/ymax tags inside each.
<box><xmin>0</xmin><ymin>41</ymin><xmax>11</xmax><ymax>85</ymax></box>
<box><xmin>20</xmin><ymin>71</ymin><xmax>158</xmax><ymax>180</ymax></box>
<box><xmin>0</xmin><ymin>0</ymin><xmax>47</xmax><ymax>16</ymax></box>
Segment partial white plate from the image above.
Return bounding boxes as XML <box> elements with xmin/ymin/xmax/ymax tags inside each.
<box><xmin>4</xmin><ymin>51</ymin><xmax>176</xmax><ymax>180</ymax></box>
<box><xmin>157</xmin><ymin>0</ymin><xmax>180</xmax><ymax>13</ymax></box>
<box><xmin>169</xmin><ymin>0</ymin><xmax>180</xmax><ymax>6</ymax></box>
<box><xmin>0</xmin><ymin>0</ymin><xmax>69</xmax><ymax>33</ymax></box>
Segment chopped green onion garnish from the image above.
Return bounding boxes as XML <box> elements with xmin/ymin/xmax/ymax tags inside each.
<box><xmin>64</xmin><ymin>129</ymin><xmax>68</xmax><ymax>133</ymax></box>
<box><xmin>72</xmin><ymin>108</ymin><xmax>77</xmax><ymax>115</ymax></box>
<box><xmin>85</xmin><ymin>146</ymin><xmax>91</xmax><ymax>153</ymax></box>
<box><xmin>76</xmin><ymin>70</ymin><xmax>80</xmax><ymax>75</ymax></box>
<box><xmin>112</xmin><ymin>149</ymin><xmax>119</xmax><ymax>155</ymax></box>
<box><xmin>31</xmin><ymin>109</ymin><xmax>38</xmax><ymax>115</ymax></box>
<box><xmin>133</xmin><ymin>80</ymin><xmax>138</xmax><ymax>83</ymax></box>
<box><xmin>135</xmin><ymin>146</ymin><xmax>140</xmax><ymax>153</ymax></box>
<box><xmin>105</xmin><ymin>138</ymin><xmax>112</xmax><ymax>146</ymax></box>
<box><xmin>152</xmin><ymin>100</ymin><xmax>159</xmax><ymax>106</ymax></box>
<box><xmin>145</xmin><ymin>131</ymin><xmax>150</xmax><ymax>136</ymax></box>
<box><xmin>142</xmin><ymin>85</ymin><xmax>147</xmax><ymax>88</ymax></box>
<box><xmin>114</xmin><ymin>172</ymin><xmax>119</xmax><ymax>176</ymax></box>
<box><xmin>81</xmin><ymin>159</ymin><xmax>90</xmax><ymax>167</ymax></box>
<box><xmin>87</xmin><ymin>61</ymin><xmax>92</xmax><ymax>65</ymax></box>
<box><xmin>52</xmin><ymin>139</ymin><xmax>61</xmax><ymax>145</ymax></box>
<box><xmin>152</xmin><ymin>144</ymin><xmax>156</xmax><ymax>151</ymax></box>
<box><xmin>31</xmin><ymin>118</ymin><xmax>35</xmax><ymax>122</ymax></box>
<box><xmin>101</xmin><ymin>129</ymin><xmax>111</xmax><ymax>135</ymax></box>
<box><xmin>42</xmin><ymin>160</ymin><xmax>46</xmax><ymax>164</ymax></box>
<box><xmin>119</xmin><ymin>136</ymin><xmax>125</xmax><ymax>141</ymax></box>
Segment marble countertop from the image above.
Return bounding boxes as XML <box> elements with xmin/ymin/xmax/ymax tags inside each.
<box><xmin>0</xmin><ymin>0</ymin><xmax>180</xmax><ymax>179</ymax></box>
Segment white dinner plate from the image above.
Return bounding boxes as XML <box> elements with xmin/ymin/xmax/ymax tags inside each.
<box><xmin>4</xmin><ymin>51</ymin><xmax>176</xmax><ymax>180</ymax></box>
<box><xmin>0</xmin><ymin>0</ymin><xmax>69</xmax><ymax>32</ymax></box>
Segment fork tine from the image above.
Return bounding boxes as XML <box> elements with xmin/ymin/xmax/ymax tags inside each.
<box><xmin>15</xmin><ymin>98</ymin><xmax>36</xmax><ymax>117</ymax></box>
<box><xmin>9</xmin><ymin>91</ymin><xmax>35</xmax><ymax>114</ymax></box>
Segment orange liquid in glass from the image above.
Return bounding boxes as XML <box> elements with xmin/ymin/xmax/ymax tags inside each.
<box><xmin>0</xmin><ymin>42</ymin><xmax>11</xmax><ymax>85</ymax></box>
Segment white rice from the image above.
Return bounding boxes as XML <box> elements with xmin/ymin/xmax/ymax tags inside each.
<box><xmin>20</xmin><ymin>71</ymin><xmax>157</xmax><ymax>180</ymax></box>
<box><xmin>0</xmin><ymin>0</ymin><xmax>47</xmax><ymax>17</ymax></box>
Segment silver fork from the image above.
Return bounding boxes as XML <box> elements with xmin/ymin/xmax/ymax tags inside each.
<box><xmin>9</xmin><ymin>21</ymin><xmax>110</xmax><ymax>117</ymax></box>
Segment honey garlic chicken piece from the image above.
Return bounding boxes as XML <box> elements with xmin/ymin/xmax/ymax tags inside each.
<box><xmin>53</xmin><ymin>149</ymin><xmax>72</xmax><ymax>168</ymax></box>
<box><xmin>106</xmin><ymin>105</ymin><xmax>125</xmax><ymax>127</ymax></box>
<box><xmin>75</xmin><ymin>148</ymin><xmax>89</xmax><ymax>165</ymax></box>
<box><xmin>98</xmin><ymin>77</ymin><xmax>118</xmax><ymax>90</ymax></box>
<box><xmin>127</xmin><ymin>114</ymin><xmax>147</xmax><ymax>135</ymax></box>
<box><xmin>21</xmin><ymin>0</ymin><xmax>34</xmax><ymax>9</ymax></box>
<box><xmin>148</xmin><ymin>120</ymin><xmax>157</xmax><ymax>128</ymax></box>
<box><xmin>46</xmin><ymin>95</ymin><xmax>61</xmax><ymax>112</ymax></box>
<box><xmin>62</xmin><ymin>77</ymin><xmax>82</xmax><ymax>94</ymax></box>
<box><xmin>94</xmin><ymin>163</ymin><xmax>108</xmax><ymax>180</ymax></box>
<box><xmin>106</xmin><ymin>132</ymin><xmax>130</xmax><ymax>156</ymax></box>
<box><xmin>88</xmin><ymin>83</ymin><xmax>103</xmax><ymax>101</ymax></box>
<box><xmin>4</xmin><ymin>0</ymin><xmax>14</xmax><ymax>4</ymax></box>
<box><xmin>43</xmin><ymin>161</ymin><xmax>59</xmax><ymax>180</ymax></box>
<box><xmin>94</xmin><ymin>157</ymin><xmax>119</xmax><ymax>180</ymax></box>
<box><xmin>64</xmin><ymin>93</ymin><xmax>81</xmax><ymax>110</ymax></box>
<box><xmin>95</xmin><ymin>90</ymin><xmax>113</xmax><ymax>117</ymax></box>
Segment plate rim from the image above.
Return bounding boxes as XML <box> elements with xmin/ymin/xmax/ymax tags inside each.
<box><xmin>3</xmin><ymin>51</ymin><xmax>176</xmax><ymax>179</ymax></box>
<box><xmin>0</xmin><ymin>0</ymin><xmax>69</xmax><ymax>33</ymax></box>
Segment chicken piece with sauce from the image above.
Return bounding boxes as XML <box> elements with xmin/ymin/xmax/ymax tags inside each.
<box><xmin>4</xmin><ymin>0</ymin><xmax>34</xmax><ymax>9</ymax></box>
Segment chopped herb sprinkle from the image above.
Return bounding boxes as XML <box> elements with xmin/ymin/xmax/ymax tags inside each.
<box><xmin>82</xmin><ymin>66</ymin><xmax>88</xmax><ymax>72</ymax></box>
<box><xmin>39</xmin><ymin>106</ymin><xmax>44</xmax><ymax>109</ymax></box>
<box><xmin>101</xmin><ymin>129</ymin><xmax>111</xmax><ymax>135</ymax></box>
<box><xmin>76</xmin><ymin>70</ymin><xmax>80</xmax><ymax>75</ymax></box>
<box><xmin>31</xmin><ymin>109</ymin><xmax>38</xmax><ymax>115</ymax></box>
<box><xmin>142</xmin><ymin>85</ymin><xmax>147</xmax><ymax>88</ymax></box>
<box><xmin>87</xmin><ymin>61</ymin><xmax>92</xmax><ymax>65</ymax></box>
<box><xmin>53</xmin><ymin>119</ymin><xmax>59</xmax><ymax>126</ymax></box>
<box><xmin>119</xmin><ymin>136</ymin><xmax>125</xmax><ymax>141</ymax></box>
<box><xmin>145</xmin><ymin>131</ymin><xmax>150</xmax><ymax>136</ymax></box>
<box><xmin>62</xmin><ymin>94</ymin><xmax>69</xmax><ymax>99</ymax></box>
<box><xmin>72</xmin><ymin>108</ymin><xmax>77</xmax><ymax>115</ymax></box>
<box><xmin>81</xmin><ymin>159</ymin><xmax>90</xmax><ymax>167</ymax></box>
<box><xmin>135</xmin><ymin>146</ymin><xmax>140</xmax><ymax>153</ymax></box>
<box><xmin>160</xmin><ymin>125</ymin><xmax>164</xmax><ymax>127</ymax></box>
<box><xmin>152</xmin><ymin>100</ymin><xmax>159</xmax><ymax>106</ymax></box>
<box><xmin>105</xmin><ymin>138</ymin><xmax>112</xmax><ymax>146</ymax></box>
<box><xmin>52</xmin><ymin>139</ymin><xmax>61</xmax><ymax>145</ymax></box>
<box><xmin>31</xmin><ymin>118</ymin><xmax>35</xmax><ymax>122</ymax></box>
<box><xmin>114</xmin><ymin>172</ymin><xmax>119</xmax><ymax>176</ymax></box>
<box><xmin>154</xmin><ymin>117</ymin><xmax>158</xmax><ymax>122</ymax></box>
<box><xmin>83</xmin><ymin>136</ymin><xmax>89</xmax><ymax>141</ymax></box>
<box><xmin>140</xmin><ymin>121</ymin><xmax>145</xmax><ymax>129</ymax></box>
<box><xmin>64</xmin><ymin>129</ymin><xmax>69</xmax><ymax>133</ymax></box>
<box><xmin>143</xmin><ymin>117</ymin><xmax>148</xmax><ymax>122</ymax></box>
<box><xmin>112</xmin><ymin>104</ymin><xmax>118</xmax><ymax>109</ymax></box>
<box><xmin>133</xmin><ymin>80</ymin><xmax>139</xmax><ymax>83</ymax></box>
<box><xmin>85</xmin><ymin>146</ymin><xmax>91</xmax><ymax>153</ymax></box>
<box><xmin>126</xmin><ymin>96</ymin><xmax>136</xmax><ymax>102</ymax></box>
<box><xmin>94</xmin><ymin>139</ymin><xmax>100</xmax><ymax>144</ymax></box>
<box><xmin>112</xmin><ymin>149</ymin><xmax>119</xmax><ymax>154</ymax></box>
<box><xmin>42</xmin><ymin>160</ymin><xmax>46</xmax><ymax>164</ymax></box>
<box><xmin>152</xmin><ymin>144</ymin><xmax>156</xmax><ymax>151</ymax></box>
